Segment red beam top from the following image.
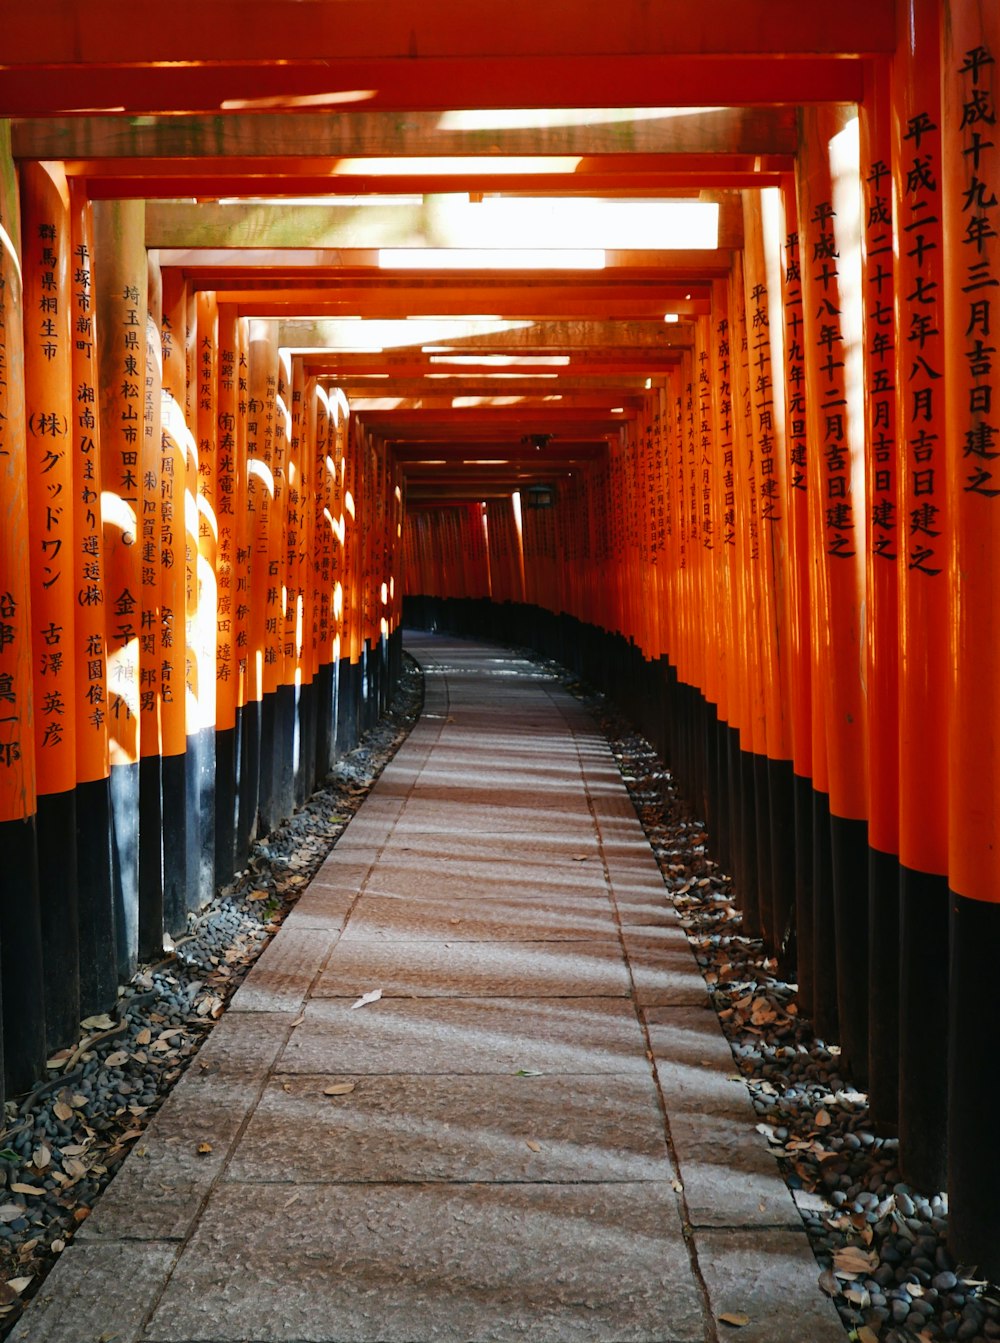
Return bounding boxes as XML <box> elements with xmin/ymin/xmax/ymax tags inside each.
<box><xmin>0</xmin><ymin>2</ymin><xmax>891</xmax><ymax>115</ymax></box>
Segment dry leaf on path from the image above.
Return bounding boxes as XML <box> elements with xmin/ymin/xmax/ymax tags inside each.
<box><xmin>350</xmin><ymin>989</ymin><xmax>383</xmax><ymax>1010</ymax></box>
<box><xmin>718</xmin><ymin>1313</ymin><xmax>751</xmax><ymax>1327</ymax></box>
<box><xmin>323</xmin><ymin>1083</ymin><xmax>356</xmax><ymax>1096</ymax></box>
<box><xmin>196</xmin><ymin>1142</ymin><xmax>213</xmax><ymax>1155</ymax></box>
<box><xmin>525</xmin><ymin>1140</ymin><xmax>541</xmax><ymax>1153</ymax></box>
<box><xmin>53</xmin><ymin>1101</ymin><xmax>73</xmax><ymax>1122</ymax></box>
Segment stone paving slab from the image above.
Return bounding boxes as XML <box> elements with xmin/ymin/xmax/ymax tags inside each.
<box><xmin>10</xmin><ymin>1242</ymin><xmax>179</xmax><ymax>1343</ymax></box>
<box><xmin>143</xmin><ymin>1182</ymin><xmax>705</xmax><ymax>1343</ymax></box>
<box><xmin>696</xmin><ymin>1227</ymin><xmax>847</xmax><ymax>1342</ymax></box>
<box><xmin>341</xmin><ymin>890</ymin><xmax>618</xmax><ymax>941</ymax></box>
<box><xmin>314</xmin><ymin>937</ymin><xmax>631</xmax><ymax>998</ymax></box>
<box><xmin>281</xmin><ymin>884</ymin><xmax>359</xmax><ymax>932</ymax></box>
<box><xmin>276</xmin><ymin>996</ymin><xmax>652</xmax><ymax>1075</ymax></box>
<box><xmin>360</xmin><ymin>856</ymin><xmax>611</xmax><ymax>897</ymax></box>
<box><xmin>228</xmin><ymin>1072</ymin><xmax>671</xmax><ymax>1184</ymax></box>
<box><xmin>230</xmin><ymin>926</ymin><xmax>338</xmax><ymax>1013</ymax></box>
<box><xmin>79</xmin><ymin>1013</ymin><xmax>290</xmax><ymax>1242</ymax></box>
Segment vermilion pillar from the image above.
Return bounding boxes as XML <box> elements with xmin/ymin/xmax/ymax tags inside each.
<box><xmin>893</xmin><ymin>0</ymin><xmax>950</xmax><ymax>1187</ymax></box>
<box><xmin>21</xmin><ymin>160</ymin><xmax>79</xmax><ymax>1050</ymax></box>
<box><xmin>860</xmin><ymin>59</ymin><xmax>903</xmax><ymax>1134</ymax></box>
<box><xmin>942</xmin><ymin>0</ymin><xmax>1000</xmax><ymax>1275</ymax></box>
<box><xmin>0</xmin><ymin>129</ymin><xmax>44</xmax><ymax>1095</ymax></box>
<box><xmin>798</xmin><ymin>105</ymin><xmax>869</xmax><ymax>1074</ymax></box>
<box><xmin>69</xmin><ymin>181</ymin><xmax>115</xmax><ymax>1015</ymax></box>
<box><xmin>94</xmin><ymin>198</ymin><xmax>145</xmax><ymax>977</ymax></box>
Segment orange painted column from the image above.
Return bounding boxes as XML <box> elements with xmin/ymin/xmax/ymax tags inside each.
<box><xmin>941</xmin><ymin>1</ymin><xmax>1000</xmax><ymax>1275</ymax></box>
<box><xmin>20</xmin><ymin>160</ymin><xmax>80</xmax><ymax>1051</ymax></box>
<box><xmin>158</xmin><ymin>268</ymin><xmax>191</xmax><ymax>928</ymax></box>
<box><xmin>892</xmin><ymin>0</ymin><xmax>950</xmax><ymax>1188</ymax></box>
<box><xmin>312</xmin><ymin>383</ymin><xmax>334</xmax><ymax>775</ymax></box>
<box><xmin>192</xmin><ymin>290</ymin><xmax>217</xmax><ymax>903</ymax></box>
<box><xmin>137</xmin><ymin>260</ymin><xmax>163</xmax><ymax>958</ymax></box>
<box><xmin>0</xmin><ymin>133</ymin><xmax>46</xmax><ymax>1094</ymax></box>
<box><xmin>94</xmin><ymin>198</ymin><xmax>145</xmax><ymax>977</ymax></box>
<box><xmin>797</xmin><ymin>104</ymin><xmax>869</xmax><ymax>1072</ymax></box>
<box><xmin>214</xmin><ymin>304</ymin><xmax>240</xmax><ymax>881</ymax></box>
<box><xmin>708</xmin><ymin>285</ymin><xmax>736</xmax><ymax>877</ymax></box>
<box><xmin>746</xmin><ymin>187</ymin><xmax>797</xmax><ymax>963</ymax></box>
<box><xmin>778</xmin><ymin>188</ymin><xmax>816</xmax><ymax>1015</ymax></box>
<box><xmin>68</xmin><ymin>182</ymin><xmax>115</xmax><ymax>1015</ymax></box>
<box><xmin>859</xmin><ymin>60</ymin><xmax>903</xmax><ymax>1133</ymax></box>
<box><xmin>245</xmin><ymin>321</ymin><xmax>278</xmax><ymax>829</ymax></box>
<box><xmin>232</xmin><ymin>318</ymin><xmax>254</xmax><ymax>866</ymax></box>
<box><xmin>262</xmin><ymin>347</ymin><xmax>293</xmax><ymax>824</ymax></box>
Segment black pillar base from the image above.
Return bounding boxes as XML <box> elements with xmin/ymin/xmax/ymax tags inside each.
<box><xmin>235</xmin><ymin>700</ymin><xmax>261</xmax><ymax>867</ymax></box>
<box><xmin>161</xmin><ymin>752</ymin><xmax>188</xmax><ymax>936</ymax></box>
<box><xmin>830</xmin><ymin>813</ymin><xmax>869</xmax><ymax>1088</ymax></box>
<box><xmin>0</xmin><ymin>813</ymin><xmax>45</xmax><ymax>1096</ymax></box>
<box><xmin>793</xmin><ymin>772</ymin><xmax>815</xmax><ymax>1017</ymax></box>
<box><xmin>868</xmin><ymin>845</ymin><xmax>900</xmax><ymax>1134</ymax></box>
<box><xmin>76</xmin><ymin>775</ymin><xmax>118</xmax><ymax>1015</ymax></box>
<box><xmin>37</xmin><ymin>789</ymin><xmax>80</xmax><ymax>1054</ymax></box>
<box><xmin>899</xmin><ymin>865</ymin><xmax>949</xmax><ymax>1192</ymax></box>
<box><xmin>768</xmin><ymin>758</ymin><xmax>796</xmax><ymax>976</ymax></box>
<box><xmin>948</xmin><ymin>891</ymin><xmax>1000</xmax><ymax>1278</ymax></box>
<box><xmin>109</xmin><ymin>759</ymin><xmax>140</xmax><ymax>979</ymax></box>
<box><xmin>214</xmin><ymin>726</ymin><xmax>237</xmax><ymax>889</ymax></box>
<box><xmin>811</xmin><ymin>789</ymin><xmax>839</xmax><ymax>1043</ymax></box>
<box><xmin>137</xmin><ymin>754</ymin><xmax>164</xmax><ymax>961</ymax></box>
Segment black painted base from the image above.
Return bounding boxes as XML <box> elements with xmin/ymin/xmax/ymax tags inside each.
<box><xmin>0</xmin><ymin>813</ymin><xmax>45</xmax><ymax>1096</ymax></box>
<box><xmin>738</xmin><ymin>747</ymin><xmax>761</xmax><ymax>940</ymax></box>
<box><xmin>811</xmin><ymin>789</ymin><xmax>839</xmax><ymax>1043</ymax></box>
<box><xmin>272</xmin><ymin>684</ymin><xmax>296</xmax><ymax>827</ymax></box>
<box><xmin>337</xmin><ymin>657</ymin><xmax>361</xmax><ymax>755</ymax></box>
<box><xmin>257</xmin><ymin>693</ymin><xmax>277</xmax><ymax>835</ymax></box>
<box><xmin>183</xmin><ymin>737</ymin><xmax>201</xmax><ymax>914</ymax></box>
<box><xmin>314</xmin><ymin>662</ymin><xmax>334</xmax><ymax>781</ymax></box>
<box><xmin>76</xmin><ymin>775</ymin><xmax>118</xmax><ymax>1015</ymax></box>
<box><xmin>235</xmin><ymin>701</ymin><xmax>260</xmax><ymax>867</ymax></box>
<box><xmin>754</xmin><ymin>752</ymin><xmax>775</xmax><ymax>952</ymax></box>
<box><xmin>161</xmin><ymin>752</ymin><xmax>188</xmax><ymax>935</ymax></box>
<box><xmin>194</xmin><ymin>726</ymin><xmax>216</xmax><ymax>909</ymax></box>
<box><xmin>899</xmin><ymin>864</ymin><xmax>949</xmax><ymax>1192</ymax></box>
<box><xmin>215</xmin><ymin>726</ymin><xmax>237</xmax><ymax>889</ymax></box>
<box><xmin>868</xmin><ymin>845</ymin><xmax>900</xmax><ymax>1134</ymax></box>
<box><xmin>109</xmin><ymin>759</ymin><xmax>140</xmax><ymax>979</ymax></box>
<box><xmin>36</xmin><ymin>789</ymin><xmax>80</xmax><ymax>1054</ymax></box>
<box><xmin>793</xmin><ymin>772</ymin><xmax>815</xmax><ymax>1017</ymax></box>
<box><xmin>768</xmin><ymin>758</ymin><xmax>796</xmax><ymax>975</ymax></box>
<box><xmin>948</xmin><ymin>891</ymin><xmax>1000</xmax><ymax>1277</ymax></box>
<box><xmin>137</xmin><ymin>755</ymin><xmax>164</xmax><ymax>961</ymax></box>
<box><xmin>830</xmin><ymin>813</ymin><xmax>869</xmax><ymax>1088</ymax></box>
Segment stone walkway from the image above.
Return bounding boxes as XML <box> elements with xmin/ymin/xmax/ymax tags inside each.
<box><xmin>16</xmin><ymin>635</ymin><xmax>846</xmax><ymax>1343</ymax></box>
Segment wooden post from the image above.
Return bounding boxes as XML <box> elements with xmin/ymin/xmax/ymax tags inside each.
<box><xmin>942</xmin><ymin>0</ymin><xmax>1000</xmax><ymax>1275</ymax></box>
<box><xmin>21</xmin><ymin>159</ymin><xmax>80</xmax><ymax>1051</ymax></box>
<box><xmin>158</xmin><ymin>268</ymin><xmax>190</xmax><ymax>931</ymax></box>
<box><xmin>893</xmin><ymin>0</ymin><xmax>950</xmax><ymax>1188</ymax></box>
<box><xmin>0</xmin><ymin>125</ymin><xmax>44</xmax><ymax>1095</ymax></box>
<box><xmin>69</xmin><ymin>181</ymin><xmax>116</xmax><ymax>1015</ymax></box>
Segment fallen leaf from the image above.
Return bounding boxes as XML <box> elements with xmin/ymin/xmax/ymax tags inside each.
<box><xmin>248</xmin><ymin>889</ymin><xmax>270</xmax><ymax>901</ymax></box>
<box><xmin>817</xmin><ymin>1269</ymin><xmax>840</xmax><ymax>1297</ymax></box>
<box><xmin>289</xmin><ymin>1013</ymin><xmax>306</xmax><ymax>1028</ymax></box>
<box><xmin>857</xmin><ymin>1329</ymin><xmax>880</xmax><ymax>1343</ymax></box>
<box><xmin>81</xmin><ymin>1013</ymin><xmax>116</xmax><ymax>1031</ymax></box>
<box><xmin>833</xmin><ymin>1245</ymin><xmax>877</xmax><ymax>1277</ymax></box>
<box><xmin>32</xmin><ymin>1143</ymin><xmax>51</xmax><ymax>1170</ymax></box>
<box><xmin>572</xmin><ymin>855</ymin><xmax>589</xmax><ymax>862</ymax></box>
<box><xmin>323</xmin><ymin>1083</ymin><xmax>356</xmax><ymax>1096</ymax></box>
<box><xmin>815</xmin><ymin>1109</ymin><xmax>832</xmax><ymax>1127</ymax></box>
<box><xmin>7</xmin><ymin>1278</ymin><xmax>32</xmax><ymax>1296</ymax></box>
<box><xmin>718</xmin><ymin>1313</ymin><xmax>751</xmax><ymax>1328</ymax></box>
<box><xmin>135</xmin><ymin>1028</ymin><xmax>152</xmax><ymax>1046</ymax></box>
<box><xmin>196</xmin><ymin>1143</ymin><xmax>213</xmax><ymax>1155</ymax></box>
<box><xmin>105</xmin><ymin>1050</ymin><xmax>128</xmax><ymax>1068</ymax></box>
<box><xmin>516</xmin><ymin>1069</ymin><xmax>543</xmax><ymax>1077</ymax></box>
<box><xmin>671</xmin><ymin>1179</ymin><xmax>684</xmax><ymax>1193</ymax></box>
<box><xmin>526</xmin><ymin>1140</ymin><xmax>541</xmax><ymax>1153</ymax></box>
<box><xmin>10</xmin><ymin>1183</ymin><xmax>42</xmax><ymax>1196</ymax></box>
<box><xmin>350</xmin><ymin>989</ymin><xmax>383</xmax><ymax>1010</ymax></box>
<box><xmin>53</xmin><ymin>1100</ymin><xmax>73</xmax><ymax>1122</ymax></box>
<box><xmin>50</xmin><ymin>1239</ymin><xmax>65</xmax><ymax>1253</ymax></box>
<box><xmin>0</xmin><ymin>1206</ymin><xmax>23</xmax><ymax>1224</ymax></box>
<box><xmin>73</xmin><ymin>1206</ymin><xmax>91</xmax><ymax>1222</ymax></box>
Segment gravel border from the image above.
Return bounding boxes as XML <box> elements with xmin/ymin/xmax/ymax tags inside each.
<box><xmin>538</xmin><ymin>654</ymin><xmax>1000</xmax><ymax>1343</ymax></box>
<box><xmin>0</xmin><ymin>656</ymin><xmax>423</xmax><ymax>1336</ymax></box>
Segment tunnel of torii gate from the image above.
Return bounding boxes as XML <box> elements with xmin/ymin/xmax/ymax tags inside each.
<box><xmin>0</xmin><ymin>0</ymin><xmax>998</xmax><ymax>1281</ymax></box>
